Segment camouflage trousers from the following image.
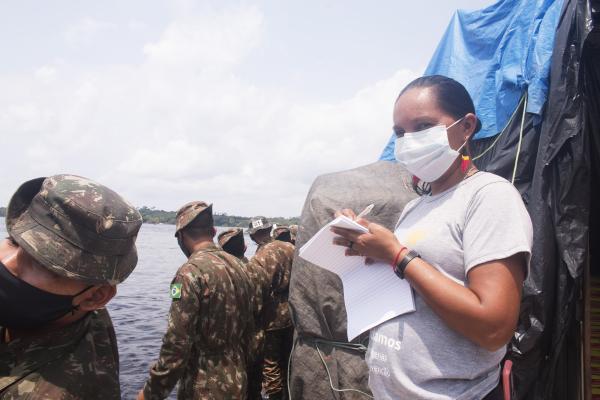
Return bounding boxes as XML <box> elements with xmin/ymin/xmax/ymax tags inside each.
<box><xmin>262</xmin><ymin>326</ymin><xmax>294</xmax><ymax>399</ymax></box>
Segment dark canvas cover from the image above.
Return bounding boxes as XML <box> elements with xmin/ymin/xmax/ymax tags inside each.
<box><xmin>288</xmin><ymin>161</ymin><xmax>416</xmax><ymax>399</ymax></box>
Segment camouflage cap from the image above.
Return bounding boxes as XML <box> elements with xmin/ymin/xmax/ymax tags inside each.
<box><xmin>217</xmin><ymin>228</ymin><xmax>244</xmax><ymax>248</ymax></box>
<box><xmin>272</xmin><ymin>225</ymin><xmax>291</xmax><ymax>242</ymax></box>
<box><xmin>248</xmin><ymin>216</ymin><xmax>272</xmax><ymax>235</ymax></box>
<box><xmin>6</xmin><ymin>174</ymin><xmax>142</xmax><ymax>285</ymax></box>
<box><xmin>174</xmin><ymin>201</ymin><xmax>213</xmax><ymax>235</ymax></box>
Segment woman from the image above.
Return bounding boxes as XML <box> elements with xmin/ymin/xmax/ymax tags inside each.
<box><xmin>332</xmin><ymin>75</ymin><xmax>532</xmax><ymax>400</ymax></box>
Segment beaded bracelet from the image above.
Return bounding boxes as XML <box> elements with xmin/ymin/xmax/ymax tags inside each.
<box><xmin>392</xmin><ymin>246</ymin><xmax>407</xmax><ymax>267</ymax></box>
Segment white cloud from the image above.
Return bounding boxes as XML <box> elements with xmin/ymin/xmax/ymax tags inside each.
<box><xmin>64</xmin><ymin>17</ymin><xmax>117</xmax><ymax>46</ymax></box>
<box><xmin>34</xmin><ymin>66</ymin><xmax>58</xmax><ymax>84</ymax></box>
<box><xmin>142</xmin><ymin>6</ymin><xmax>263</xmax><ymax>75</ymax></box>
<box><xmin>127</xmin><ymin>20</ymin><xmax>147</xmax><ymax>32</ymax></box>
<box><xmin>0</xmin><ymin>5</ymin><xmax>417</xmax><ymax>217</ymax></box>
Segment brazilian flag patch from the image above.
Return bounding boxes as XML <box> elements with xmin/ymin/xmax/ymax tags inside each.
<box><xmin>170</xmin><ymin>283</ymin><xmax>182</xmax><ymax>299</ymax></box>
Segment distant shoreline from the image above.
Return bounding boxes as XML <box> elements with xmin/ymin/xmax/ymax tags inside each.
<box><xmin>0</xmin><ymin>207</ymin><xmax>299</xmax><ymax>227</ymax></box>
<box><xmin>137</xmin><ymin>206</ymin><xmax>299</xmax><ymax>227</ymax></box>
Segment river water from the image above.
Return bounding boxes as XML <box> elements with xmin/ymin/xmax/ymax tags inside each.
<box><xmin>0</xmin><ymin>218</ymin><xmax>258</xmax><ymax>399</ymax></box>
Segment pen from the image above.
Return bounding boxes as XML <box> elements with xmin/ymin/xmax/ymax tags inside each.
<box><xmin>356</xmin><ymin>204</ymin><xmax>374</xmax><ymax>219</ymax></box>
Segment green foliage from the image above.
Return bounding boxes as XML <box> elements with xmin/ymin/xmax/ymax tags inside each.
<box><xmin>0</xmin><ymin>205</ymin><xmax>298</xmax><ymax>227</ymax></box>
<box><xmin>137</xmin><ymin>206</ymin><xmax>299</xmax><ymax>227</ymax></box>
<box><xmin>138</xmin><ymin>206</ymin><xmax>177</xmax><ymax>225</ymax></box>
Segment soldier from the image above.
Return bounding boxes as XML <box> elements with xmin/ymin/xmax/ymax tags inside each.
<box><xmin>218</xmin><ymin>228</ymin><xmax>248</xmax><ymax>263</ymax></box>
<box><xmin>0</xmin><ymin>174</ymin><xmax>142</xmax><ymax>399</ymax></box>
<box><xmin>218</xmin><ymin>227</ymin><xmax>264</xmax><ymax>400</ymax></box>
<box><xmin>248</xmin><ymin>217</ymin><xmax>294</xmax><ymax>400</ymax></box>
<box><xmin>138</xmin><ymin>201</ymin><xmax>256</xmax><ymax>400</ymax></box>
<box><xmin>272</xmin><ymin>225</ymin><xmax>292</xmax><ymax>244</ymax></box>
<box><xmin>248</xmin><ymin>216</ymin><xmax>273</xmax><ymax>252</ymax></box>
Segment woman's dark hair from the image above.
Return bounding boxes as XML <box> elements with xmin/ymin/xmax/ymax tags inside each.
<box><xmin>398</xmin><ymin>75</ymin><xmax>481</xmax><ymax>133</ymax></box>
<box><xmin>397</xmin><ymin>75</ymin><xmax>481</xmax><ymax>196</ymax></box>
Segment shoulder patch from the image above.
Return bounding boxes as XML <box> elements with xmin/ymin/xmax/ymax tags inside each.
<box><xmin>170</xmin><ymin>283</ymin><xmax>182</xmax><ymax>299</ymax></box>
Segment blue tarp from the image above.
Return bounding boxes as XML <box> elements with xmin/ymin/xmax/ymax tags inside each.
<box><xmin>380</xmin><ymin>0</ymin><xmax>564</xmax><ymax>161</ymax></box>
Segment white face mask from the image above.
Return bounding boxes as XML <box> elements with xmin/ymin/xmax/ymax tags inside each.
<box><xmin>394</xmin><ymin>117</ymin><xmax>466</xmax><ymax>183</ymax></box>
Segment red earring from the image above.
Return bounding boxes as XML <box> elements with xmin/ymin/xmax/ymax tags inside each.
<box><xmin>461</xmin><ymin>155</ymin><xmax>471</xmax><ymax>173</ymax></box>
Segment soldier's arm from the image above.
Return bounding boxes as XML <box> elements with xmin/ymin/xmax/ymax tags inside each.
<box><xmin>142</xmin><ymin>266</ymin><xmax>202</xmax><ymax>400</ymax></box>
<box><xmin>270</xmin><ymin>242</ymin><xmax>295</xmax><ymax>295</ymax></box>
<box><xmin>248</xmin><ymin>254</ymin><xmax>272</xmax><ymax>296</ymax></box>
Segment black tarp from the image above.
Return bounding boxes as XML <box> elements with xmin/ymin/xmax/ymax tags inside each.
<box><xmin>469</xmin><ymin>0</ymin><xmax>600</xmax><ymax>398</ymax></box>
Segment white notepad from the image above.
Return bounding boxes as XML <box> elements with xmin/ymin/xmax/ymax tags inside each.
<box><xmin>299</xmin><ymin>216</ymin><xmax>415</xmax><ymax>340</ymax></box>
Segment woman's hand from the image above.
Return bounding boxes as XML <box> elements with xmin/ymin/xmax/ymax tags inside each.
<box><xmin>331</xmin><ymin>211</ymin><xmax>403</xmax><ymax>265</ymax></box>
<box><xmin>334</xmin><ymin>208</ymin><xmax>357</xmax><ymax>220</ymax></box>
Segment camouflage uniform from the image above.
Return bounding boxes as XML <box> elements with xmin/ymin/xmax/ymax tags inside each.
<box><xmin>248</xmin><ymin>237</ymin><xmax>295</xmax><ymax>400</ymax></box>
<box><xmin>255</xmin><ymin>236</ymin><xmax>272</xmax><ymax>254</ymax></box>
<box><xmin>0</xmin><ymin>309</ymin><xmax>120</xmax><ymax>399</ymax></box>
<box><xmin>218</xmin><ymin>228</ymin><xmax>261</xmax><ymax>399</ymax></box>
<box><xmin>0</xmin><ymin>174</ymin><xmax>142</xmax><ymax>400</ymax></box>
<box><xmin>142</xmin><ymin>204</ymin><xmax>256</xmax><ymax>400</ymax></box>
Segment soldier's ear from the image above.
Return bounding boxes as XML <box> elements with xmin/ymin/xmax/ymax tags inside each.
<box><xmin>211</xmin><ymin>227</ymin><xmax>217</xmax><ymax>237</ymax></box>
<box><xmin>76</xmin><ymin>285</ymin><xmax>116</xmax><ymax>311</ymax></box>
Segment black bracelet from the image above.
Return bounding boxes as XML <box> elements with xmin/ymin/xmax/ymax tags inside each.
<box><xmin>394</xmin><ymin>249</ymin><xmax>421</xmax><ymax>279</ymax></box>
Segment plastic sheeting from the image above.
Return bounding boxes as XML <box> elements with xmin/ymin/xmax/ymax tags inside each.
<box><xmin>380</xmin><ymin>0</ymin><xmax>565</xmax><ymax>161</ymax></box>
<box><xmin>432</xmin><ymin>0</ymin><xmax>598</xmax><ymax>398</ymax></box>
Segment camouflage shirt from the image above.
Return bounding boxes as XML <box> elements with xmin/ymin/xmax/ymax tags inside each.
<box><xmin>248</xmin><ymin>240</ymin><xmax>294</xmax><ymax>331</ymax></box>
<box><xmin>254</xmin><ymin>236</ymin><xmax>275</xmax><ymax>255</ymax></box>
<box><xmin>0</xmin><ymin>308</ymin><xmax>120</xmax><ymax>400</ymax></box>
<box><xmin>142</xmin><ymin>243</ymin><xmax>256</xmax><ymax>400</ymax></box>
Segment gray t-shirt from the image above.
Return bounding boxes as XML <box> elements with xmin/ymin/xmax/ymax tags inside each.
<box><xmin>366</xmin><ymin>172</ymin><xmax>532</xmax><ymax>400</ymax></box>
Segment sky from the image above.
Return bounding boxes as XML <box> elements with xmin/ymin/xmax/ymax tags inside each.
<box><xmin>0</xmin><ymin>0</ymin><xmax>493</xmax><ymax>217</ymax></box>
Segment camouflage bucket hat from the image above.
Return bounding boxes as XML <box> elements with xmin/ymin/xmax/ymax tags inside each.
<box><xmin>175</xmin><ymin>201</ymin><xmax>213</xmax><ymax>235</ymax></box>
<box><xmin>6</xmin><ymin>175</ymin><xmax>143</xmax><ymax>285</ymax></box>
<box><xmin>217</xmin><ymin>228</ymin><xmax>244</xmax><ymax>248</ymax></box>
<box><xmin>248</xmin><ymin>216</ymin><xmax>272</xmax><ymax>235</ymax></box>
<box><xmin>272</xmin><ymin>225</ymin><xmax>291</xmax><ymax>242</ymax></box>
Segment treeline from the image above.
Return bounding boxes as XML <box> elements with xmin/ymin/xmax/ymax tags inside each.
<box><xmin>0</xmin><ymin>206</ymin><xmax>298</xmax><ymax>227</ymax></box>
<box><xmin>138</xmin><ymin>206</ymin><xmax>299</xmax><ymax>227</ymax></box>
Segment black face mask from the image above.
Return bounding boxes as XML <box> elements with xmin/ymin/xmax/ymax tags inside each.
<box><xmin>177</xmin><ymin>233</ymin><xmax>191</xmax><ymax>258</ymax></box>
<box><xmin>0</xmin><ymin>262</ymin><xmax>91</xmax><ymax>329</ymax></box>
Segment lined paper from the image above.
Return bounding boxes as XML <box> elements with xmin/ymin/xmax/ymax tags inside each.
<box><xmin>299</xmin><ymin>216</ymin><xmax>415</xmax><ymax>340</ymax></box>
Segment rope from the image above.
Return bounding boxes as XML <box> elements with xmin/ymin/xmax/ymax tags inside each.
<box><xmin>511</xmin><ymin>92</ymin><xmax>528</xmax><ymax>184</ymax></box>
<box><xmin>472</xmin><ymin>94</ymin><xmax>527</xmax><ymax>161</ymax></box>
